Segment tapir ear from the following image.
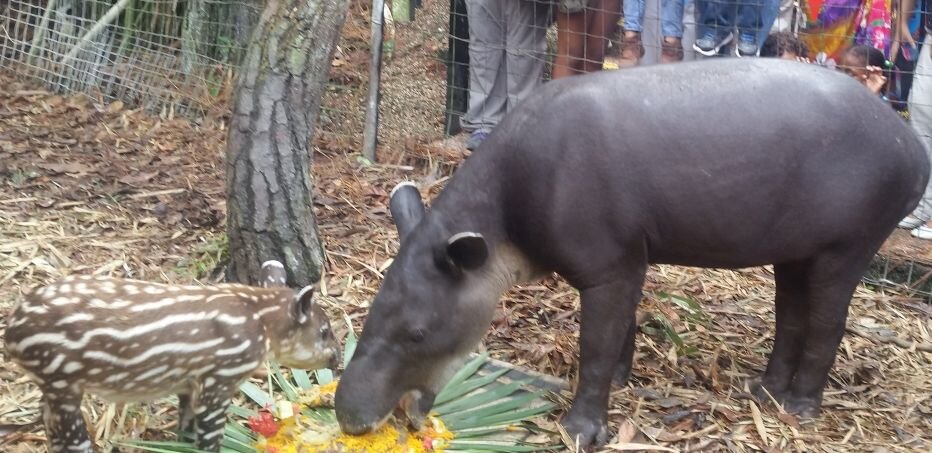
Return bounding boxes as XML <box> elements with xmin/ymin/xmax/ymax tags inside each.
<box><xmin>446</xmin><ymin>232</ymin><xmax>489</xmax><ymax>271</ymax></box>
<box><xmin>389</xmin><ymin>182</ymin><xmax>426</xmax><ymax>241</ymax></box>
<box><xmin>260</xmin><ymin>260</ymin><xmax>287</xmax><ymax>288</ymax></box>
<box><xmin>293</xmin><ymin>285</ymin><xmax>316</xmax><ymax>324</ymax></box>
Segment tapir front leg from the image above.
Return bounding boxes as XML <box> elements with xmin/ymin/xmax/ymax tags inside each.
<box><xmin>561</xmin><ymin>264</ymin><xmax>647</xmax><ymax>449</ymax></box>
<box><xmin>42</xmin><ymin>391</ymin><xmax>92</xmax><ymax>453</ymax></box>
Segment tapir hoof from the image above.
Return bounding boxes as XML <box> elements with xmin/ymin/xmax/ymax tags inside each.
<box><xmin>784</xmin><ymin>396</ymin><xmax>822</xmax><ymax>419</ymax></box>
<box><xmin>560</xmin><ymin>411</ymin><xmax>609</xmax><ymax>450</ymax></box>
<box><xmin>612</xmin><ymin>363</ymin><xmax>632</xmax><ymax>387</ymax></box>
<box><xmin>748</xmin><ymin>379</ymin><xmax>789</xmax><ymax>405</ymax></box>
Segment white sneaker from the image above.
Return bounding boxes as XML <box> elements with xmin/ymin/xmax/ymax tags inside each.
<box><xmin>911</xmin><ymin>225</ymin><xmax>932</xmax><ymax>240</ymax></box>
<box><xmin>898</xmin><ymin>214</ymin><xmax>925</xmax><ymax>229</ymax></box>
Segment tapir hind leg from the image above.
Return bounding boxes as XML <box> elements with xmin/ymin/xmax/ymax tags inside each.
<box><xmin>752</xmin><ymin>260</ymin><xmax>810</xmax><ymax>404</ymax></box>
<box><xmin>561</xmin><ymin>263</ymin><xmax>647</xmax><ymax>449</ymax></box>
<box><xmin>782</xmin><ymin>247</ymin><xmax>879</xmax><ymax>418</ymax></box>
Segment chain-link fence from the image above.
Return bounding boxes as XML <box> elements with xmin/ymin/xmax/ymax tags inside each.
<box><xmin>1</xmin><ymin>0</ymin><xmax>260</xmax><ymax>117</ymax></box>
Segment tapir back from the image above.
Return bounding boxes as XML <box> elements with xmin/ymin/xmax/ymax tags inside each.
<box><xmin>476</xmin><ymin>58</ymin><xmax>930</xmax><ymax>271</ymax></box>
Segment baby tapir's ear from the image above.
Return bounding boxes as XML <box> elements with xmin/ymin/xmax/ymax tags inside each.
<box><xmin>294</xmin><ymin>285</ymin><xmax>316</xmax><ymax>324</ymax></box>
<box><xmin>260</xmin><ymin>260</ymin><xmax>288</xmax><ymax>288</ymax></box>
<box><xmin>389</xmin><ymin>182</ymin><xmax>425</xmax><ymax>241</ymax></box>
<box><xmin>445</xmin><ymin>232</ymin><xmax>488</xmax><ymax>271</ymax></box>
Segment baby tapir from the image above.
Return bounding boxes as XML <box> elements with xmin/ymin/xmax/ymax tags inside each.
<box><xmin>4</xmin><ymin>260</ymin><xmax>340</xmax><ymax>453</ymax></box>
<box><xmin>334</xmin><ymin>57</ymin><xmax>931</xmax><ymax>449</ymax></box>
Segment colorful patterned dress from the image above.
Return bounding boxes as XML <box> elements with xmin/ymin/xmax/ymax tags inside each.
<box><xmin>800</xmin><ymin>0</ymin><xmax>893</xmax><ymax>60</ymax></box>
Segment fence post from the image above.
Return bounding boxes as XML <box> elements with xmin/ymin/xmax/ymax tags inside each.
<box><xmin>362</xmin><ymin>0</ymin><xmax>386</xmax><ymax>163</ymax></box>
<box><xmin>444</xmin><ymin>0</ymin><xmax>469</xmax><ymax>137</ymax></box>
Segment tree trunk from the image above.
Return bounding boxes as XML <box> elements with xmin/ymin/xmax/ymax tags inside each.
<box><xmin>225</xmin><ymin>0</ymin><xmax>349</xmax><ymax>287</ymax></box>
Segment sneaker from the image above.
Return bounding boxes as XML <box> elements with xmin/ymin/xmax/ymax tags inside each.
<box><xmin>693</xmin><ymin>31</ymin><xmax>733</xmax><ymax>57</ymax></box>
<box><xmin>899</xmin><ymin>214</ymin><xmax>926</xmax><ymax>229</ymax></box>
<box><xmin>735</xmin><ymin>32</ymin><xmax>759</xmax><ymax>57</ymax></box>
<box><xmin>466</xmin><ymin>131</ymin><xmax>490</xmax><ymax>151</ymax></box>
<box><xmin>911</xmin><ymin>224</ymin><xmax>932</xmax><ymax>240</ymax></box>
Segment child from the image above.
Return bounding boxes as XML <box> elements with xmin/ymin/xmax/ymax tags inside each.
<box><xmin>837</xmin><ymin>45</ymin><xmax>905</xmax><ymax>113</ymax></box>
<box><xmin>759</xmin><ymin>31</ymin><xmax>809</xmax><ymax>60</ymax></box>
<box><xmin>619</xmin><ymin>0</ymin><xmax>687</xmax><ymax>66</ymax></box>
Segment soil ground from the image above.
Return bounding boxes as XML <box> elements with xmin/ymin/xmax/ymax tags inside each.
<box><xmin>1</xmin><ymin>1</ymin><xmax>931</xmax><ymax>451</ymax></box>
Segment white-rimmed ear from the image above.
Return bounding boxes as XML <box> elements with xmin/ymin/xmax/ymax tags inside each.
<box><xmin>446</xmin><ymin>232</ymin><xmax>488</xmax><ymax>271</ymax></box>
<box><xmin>260</xmin><ymin>260</ymin><xmax>287</xmax><ymax>288</ymax></box>
<box><xmin>294</xmin><ymin>285</ymin><xmax>316</xmax><ymax>324</ymax></box>
<box><xmin>389</xmin><ymin>182</ymin><xmax>425</xmax><ymax>241</ymax></box>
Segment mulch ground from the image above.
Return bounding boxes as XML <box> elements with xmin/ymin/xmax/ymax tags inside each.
<box><xmin>1</xmin><ymin>1</ymin><xmax>931</xmax><ymax>452</ymax></box>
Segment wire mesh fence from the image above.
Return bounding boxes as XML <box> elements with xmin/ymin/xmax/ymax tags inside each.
<box><xmin>1</xmin><ymin>0</ymin><xmax>260</xmax><ymax>117</ymax></box>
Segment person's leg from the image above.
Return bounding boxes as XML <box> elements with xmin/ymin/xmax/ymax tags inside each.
<box><xmin>660</xmin><ymin>0</ymin><xmax>687</xmax><ymax>63</ymax></box>
<box><xmin>505</xmin><ymin>0</ymin><xmax>551</xmax><ymax>109</ymax></box>
<box><xmin>756</xmin><ymin>0</ymin><xmax>780</xmax><ymax>49</ymax></box>
<box><xmin>905</xmin><ymin>35</ymin><xmax>932</xmax><ymax>236</ymax></box>
<box><xmin>621</xmin><ymin>0</ymin><xmax>647</xmax><ymax>66</ymax></box>
<box><xmin>735</xmin><ymin>0</ymin><xmax>764</xmax><ymax>56</ymax></box>
<box><xmin>582</xmin><ymin>0</ymin><xmax>622</xmax><ymax>72</ymax></box>
<box><xmin>553</xmin><ymin>7</ymin><xmax>588</xmax><ymax>78</ymax></box>
<box><xmin>693</xmin><ymin>0</ymin><xmax>734</xmax><ymax>55</ymax></box>
<box><xmin>462</xmin><ymin>0</ymin><xmax>506</xmax><ymax>147</ymax></box>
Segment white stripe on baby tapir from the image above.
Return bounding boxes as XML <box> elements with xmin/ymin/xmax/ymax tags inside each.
<box><xmin>215</xmin><ymin>339</ymin><xmax>251</xmax><ymax>356</ymax></box>
<box><xmin>202</xmin><ymin>406</ymin><xmax>227</xmax><ymax>422</ymax></box>
<box><xmin>135</xmin><ymin>365</ymin><xmax>169</xmax><ymax>381</ymax></box>
<box><xmin>104</xmin><ymin>372</ymin><xmax>130</xmax><ymax>383</ymax></box>
<box><xmin>216</xmin><ymin>314</ymin><xmax>247</xmax><ymax>325</ymax></box>
<box><xmin>56</xmin><ymin>313</ymin><xmax>95</xmax><ymax>325</ymax></box>
<box><xmin>89</xmin><ymin>298</ymin><xmax>132</xmax><ymax>309</ymax></box>
<box><xmin>43</xmin><ymin>354</ymin><xmax>66</xmax><ymax>374</ymax></box>
<box><xmin>16</xmin><ymin>311</ymin><xmax>224</xmax><ymax>352</ymax></box>
<box><xmin>84</xmin><ymin>338</ymin><xmax>225</xmax><ymax>367</ymax></box>
<box><xmin>63</xmin><ymin>362</ymin><xmax>83</xmax><ymax>374</ymax></box>
<box><xmin>50</xmin><ymin>297</ymin><xmax>81</xmax><ymax>306</ymax></box>
<box><xmin>152</xmin><ymin>368</ymin><xmax>185</xmax><ymax>383</ymax></box>
<box><xmin>255</xmin><ymin>306</ymin><xmax>280</xmax><ymax>317</ymax></box>
<box><xmin>205</xmin><ymin>293</ymin><xmax>235</xmax><ymax>303</ymax></box>
<box><xmin>127</xmin><ymin>293</ymin><xmax>209</xmax><ymax>312</ymax></box>
<box><xmin>215</xmin><ymin>361</ymin><xmax>259</xmax><ymax>377</ymax></box>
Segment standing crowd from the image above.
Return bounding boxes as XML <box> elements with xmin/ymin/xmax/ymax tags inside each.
<box><xmin>459</xmin><ymin>0</ymin><xmax>932</xmax><ymax>240</ymax></box>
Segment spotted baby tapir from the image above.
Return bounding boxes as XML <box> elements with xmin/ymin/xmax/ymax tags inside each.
<box><xmin>4</xmin><ymin>260</ymin><xmax>340</xmax><ymax>453</ymax></box>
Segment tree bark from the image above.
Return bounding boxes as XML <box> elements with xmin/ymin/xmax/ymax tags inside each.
<box><xmin>225</xmin><ymin>0</ymin><xmax>349</xmax><ymax>287</ymax></box>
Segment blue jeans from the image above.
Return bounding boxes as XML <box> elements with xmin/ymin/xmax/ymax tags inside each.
<box><xmin>756</xmin><ymin>0</ymin><xmax>780</xmax><ymax>47</ymax></box>
<box><xmin>624</xmin><ymin>0</ymin><xmax>687</xmax><ymax>38</ymax></box>
<box><xmin>695</xmin><ymin>0</ymin><xmax>764</xmax><ymax>39</ymax></box>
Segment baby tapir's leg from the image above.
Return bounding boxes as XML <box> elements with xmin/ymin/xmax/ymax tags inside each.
<box><xmin>193</xmin><ymin>385</ymin><xmax>233</xmax><ymax>452</ymax></box>
<box><xmin>42</xmin><ymin>391</ymin><xmax>92</xmax><ymax>453</ymax></box>
<box><xmin>177</xmin><ymin>393</ymin><xmax>196</xmax><ymax>439</ymax></box>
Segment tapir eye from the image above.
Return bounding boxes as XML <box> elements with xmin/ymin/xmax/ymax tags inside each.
<box><xmin>409</xmin><ymin>329</ymin><xmax>426</xmax><ymax>343</ymax></box>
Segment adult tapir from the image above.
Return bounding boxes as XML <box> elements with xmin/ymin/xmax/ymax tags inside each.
<box><xmin>334</xmin><ymin>58</ymin><xmax>930</xmax><ymax>448</ymax></box>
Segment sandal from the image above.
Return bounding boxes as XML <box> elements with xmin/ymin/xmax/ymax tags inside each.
<box><xmin>660</xmin><ymin>37</ymin><xmax>684</xmax><ymax>63</ymax></box>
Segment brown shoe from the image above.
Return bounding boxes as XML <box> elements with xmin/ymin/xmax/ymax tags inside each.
<box><xmin>619</xmin><ymin>32</ymin><xmax>645</xmax><ymax>68</ymax></box>
<box><xmin>660</xmin><ymin>37</ymin><xmax>684</xmax><ymax>63</ymax></box>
